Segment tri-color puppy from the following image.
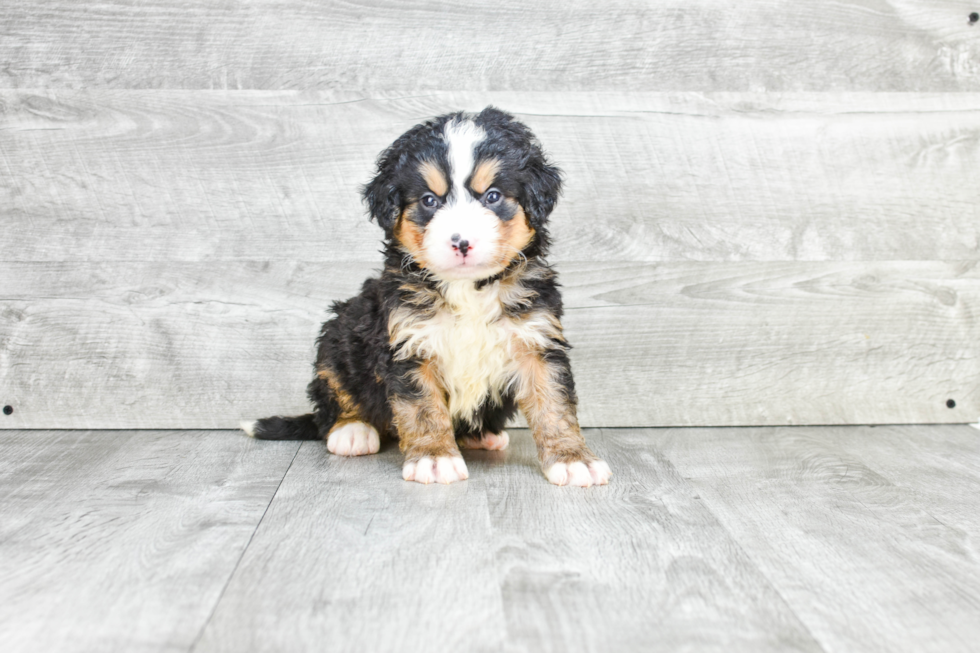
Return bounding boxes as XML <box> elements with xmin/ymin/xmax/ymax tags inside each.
<box><xmin>241</xmin><ymin>107</ymin><xmax>611</xmax><ymax>487</ymax></box>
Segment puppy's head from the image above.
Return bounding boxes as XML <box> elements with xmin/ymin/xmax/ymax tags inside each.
<box><xmin>363</xmin><ymin>107</ymin><xmax>562</xmax><ymax>281</ymax></box>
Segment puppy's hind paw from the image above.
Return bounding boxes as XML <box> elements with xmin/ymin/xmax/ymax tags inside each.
<box><xmin>545</xmin><ymin>460</ymin><xmax>612</xmax><ymax>487</ymax></box>
<box><xmin>403</xmin><ymin>456</ymin><xmax>469</xmax><ymax>485</ymax></box>
<box><xmin>458</xmin><ymin>430</ymin><xmax>509</xmax><ymax>451</ymax></box>
<box><xmin>326</xmin><ymin>422</ymin><xmax>381</xmax><ymax>456</ymax></box>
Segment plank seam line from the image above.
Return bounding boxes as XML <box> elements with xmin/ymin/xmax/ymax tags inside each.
<box><xmin>187</xmin><ymin>440</ymin><xmax>304</xmax><ymax>652</ymax></box>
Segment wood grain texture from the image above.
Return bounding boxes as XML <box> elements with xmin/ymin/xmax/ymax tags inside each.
<box><xmin>804</xmin><ymin>424</ymin><xmax>980</xmax><ymax>544</ymax></box>
<box><xmin>482</xmin><ymin>429</ymin><xmax>823</xmax><ymax>652</ymax></box>
<box><xmin>4</xmin><ymin>426</ymin><xmax>980</xmax><ymax>651</ymax></box>
<box><xmin>563</xmin><ymin>260</ymin><xmax>980</xmax><ymax>427</ymax></box>
<box><xmin>194</xmin><ymin>429</ymin><xmax>822</xmax><ymax>653</ymax></box>
<box><xmin>2</xmin><ymin>1</ymin><xmax>979</xmax><ymax>92</ymax></box>
<box><xmin>192</xmin><ymin>439</ymin><xmax>508</xmax><ymax>653</ymax></box>
<box><xmin>0</xmin><ymin>262</ymin><xmax>980</xmax><ymax>428</ymax></box>
<box><xmin>2</xmin><ymin>260</ymin><xmax>975</xmax><ymax>429</ymax></box>
<box><xmin>3</xmin><ymin>91</ymin><xmax>979</xmax><ymax>263</ymax></box>
<box><xmin>654</xmin><ymin>424</ymin><xmax>980</xmax><ymax>653</ymax></box>
<box><xmin>0</xmin><ymin>429</ymin><xmax>300</xmax><ymax>653</ymax></box>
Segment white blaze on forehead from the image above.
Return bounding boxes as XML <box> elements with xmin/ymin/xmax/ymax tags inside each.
<box><xmin>444</xmin><ymin>119</ymin><xmax>486</xmax><ymax>200</ymax></box>
<box><xmin>418</xmin><ymin>118</ymin><xmax>497</xmax><ymax>278</ymax></box>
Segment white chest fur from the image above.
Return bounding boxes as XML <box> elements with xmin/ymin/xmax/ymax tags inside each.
<box><xmin>389</xmin><ymin>280</ymin><xmax>525</xmax><ymax>425</ymax></box>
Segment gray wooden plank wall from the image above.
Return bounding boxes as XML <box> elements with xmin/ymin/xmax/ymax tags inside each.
<box><xmin>1</xmin><ymin>2</ymin><xmax>979</xmax><ymax>429</ymax></box>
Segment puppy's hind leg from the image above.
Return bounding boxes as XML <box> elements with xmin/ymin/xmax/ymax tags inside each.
<box><xmin>327</xmin><ymin>421</ymin><xmax>381</xmax><ymax>457</ymax></box>
<box><xmin>458</xmin><ymin>430</ymin><xmax>510</xmax><ymax>451</ymax></box>
<box><xmin>310</xmin><ymin>367</ymin><xmax>381</xmax><ymax>457</ymax></box>
<box><xmin>458</xmin><ymin>396</ymin><xmax>515</xmax><ymax>450</ymax></box>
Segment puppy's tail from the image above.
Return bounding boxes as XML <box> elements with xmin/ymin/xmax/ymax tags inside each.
<box><xmin>240</xmin><ymin>414</ymin><xmax>320</xmax><ymax>440</ymax></box>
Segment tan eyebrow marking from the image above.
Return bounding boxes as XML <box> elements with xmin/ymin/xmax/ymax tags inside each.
<box><xmin>418</xmin><ymin>160</ymin><xmax>448</xmax><ymax>197</ymax></box>
<box><xmin>470</xmin><ymin>158</ymin><xmax>501</xmax><ymax>195</ymax></box>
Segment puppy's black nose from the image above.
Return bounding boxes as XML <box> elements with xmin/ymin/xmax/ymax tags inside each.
<box><xmin>456</xmin><ymin>239</ymin><xmax>470</xmax><ymax>256</ymax></box>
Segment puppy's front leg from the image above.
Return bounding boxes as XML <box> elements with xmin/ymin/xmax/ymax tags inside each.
<box><xmin>390</xmin><ymin>360</ymin><xmax>468</xmax><ymax>485</ymax></box>
<box><xmin>515</xmin><ymin>347</ymin><xmax>612</xmax><ymax>487</ymax></box>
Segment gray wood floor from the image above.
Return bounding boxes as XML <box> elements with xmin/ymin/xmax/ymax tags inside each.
<box><xmin>2</xmin><ymin>425</ymin><xmax>980</xmax><ymax>653</ymax></box>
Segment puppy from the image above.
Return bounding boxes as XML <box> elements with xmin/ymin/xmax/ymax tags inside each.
<box><xmin>242</xmin><ymin>107</ymin><xmax>611</xmax><ymax>487</ymax></box>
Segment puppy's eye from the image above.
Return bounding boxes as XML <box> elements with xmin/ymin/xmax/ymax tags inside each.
<box><xmin>420</xmin><ymin>193</ymin><xmax>440</xmax><ymax>209</ymax></box>
<box><xmin>484</xmin><ymin>189</ymin><xmax>502</xmax><ymax>205</ymax></box>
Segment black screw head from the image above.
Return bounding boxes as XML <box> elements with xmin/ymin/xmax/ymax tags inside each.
<box><xmin>2</xmin><ymin>405</ymin><xmax>12</xmax><ymax>415</ymax></box>
<box><xmin>970</xmin><ymin>12</ymin><xmax>979</xmax><ymax>23</ymax></box>
<box><xmin>947</xmin><ymin>399</ymin><xmax>957</xmax><ymax>409</ymax></box>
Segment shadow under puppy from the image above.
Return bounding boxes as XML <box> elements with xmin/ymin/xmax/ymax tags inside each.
<box><xmin>242</xmin><ymin>107</ymin><xmax>611</xmax><ymax>487</ymax></box>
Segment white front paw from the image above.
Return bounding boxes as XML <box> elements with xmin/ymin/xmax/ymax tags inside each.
<box><xmin>326</xmin><ymin>422</ymin><xmax>381</xmax><ymax>456</ymax></box>
<box><xmin>545</xmin><ymin>460</ymin><xmax>612</xmax><ymax>487</ymax></box>
<box><xmin>403</xmin><ymin>456</ymin><xmax>469</xmax><ymax>485</ymax></box>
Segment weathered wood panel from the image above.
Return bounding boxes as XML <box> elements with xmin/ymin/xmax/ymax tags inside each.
<box><xmin>0</xmin><ymin>429</ymin><xmax>300</xmax><ymax>653</ymax></box>
<box><xmin>655</xmin><ymin>425</ymin><xmax>980</xmax><ymax>653</ymax></box>
<box><xmin>2</xmin><ymin>1</ymin><xmax>978</xmax><ymax>92</ymax></box>
<box><xmin>4</xmin><ymin>426</ymin><xmax>980</xmax><ymax>651</ymax></box>
<box><xmin>806</xmin><ymin>424</ymin><xmax>980</xmax><ymax>543</ymax></box>
<box><xmin>194</xmin><ymin>430</ymin><xmax>822</xmax><ymax>652</ymax></box>
<box><xmin>567</xmin><ymin>261</ymin><xmax>979</xmax><ymax>427</ymax></box>
<box><xmin>2</xmin><ymin>260</ymin><xmax>975</xmax><ymax>428</ymax></box>
<box><xmin>482</xmin><ymin>429</ymin><xmax>822</xmax><ymax>652</ymax></box>
<box><xmin>3</xmin><ymin>91</ymin><xmax>979</xmax><ymax>263</ymax></box>
<box><xmin>193</xmin><ymin>439</ymin><xmax>508</xmax><ymax>653</ymax></box>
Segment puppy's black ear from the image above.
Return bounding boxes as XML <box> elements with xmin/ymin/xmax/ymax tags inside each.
<box><xmin>521</xmin><ymin>155</ymin><xmax>563</xmax><ymax>229</ymax></box>
<box><xmin>474</xmin><ymin>107</ymin><xmax>563</xmax><ymax>228</ymax></box>
<box><xmin>362</xmin><ymin>169</ymin><xmax>401</xmax><ymax>235</ymax></box>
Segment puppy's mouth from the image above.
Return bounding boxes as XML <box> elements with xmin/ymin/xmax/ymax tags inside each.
<box><xmin>420</xmin><ymin>228</ymin><xmax>507</xmax><ymax>281</ymax></box>
<box><xmin>434</xmin><ymin>257</ymin><xmax>502</xmax><ymax>281</ymax></box>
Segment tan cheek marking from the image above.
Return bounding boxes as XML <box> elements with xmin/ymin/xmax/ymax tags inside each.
<box><xmin>497</xmin><ymin>205</ymin><xmax>536</xmax><ymax>267</ymax></box>
<box><xmin>470</xmin><ymin>158</ymin><xmax>501</xmax><ymax>195</ymax></box>
<box><xmin>419</xmin><ymin>160</ymin><xmax>448</xmax><ymax>197</ymax></box>
<box><xmin>396</xmin><ymin>207</ymin><xmax>429</xmax><ymax>269</ymax></box>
